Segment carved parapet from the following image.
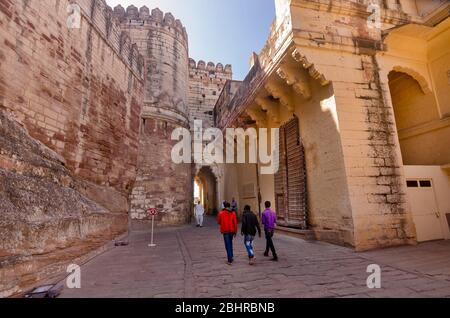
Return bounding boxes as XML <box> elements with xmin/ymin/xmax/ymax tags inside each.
<box><xmin>216</xmin><ymin>63</ymin><xmax>224</xmax><ymax>72</ymax></box>
<box><xmin>197</xmin><ymin>60</ymin><xmax>206</xmax><ymax>70</ymax></box>
<box><xmin>113</xmin><ymin>4</ymin><xmax>126</xmax><ymax>20</ymax></box>
<box><xmin>151</xmin><ymin>8</ymin><xmax>164</xmax><ymax>21</ymax></box>
<box><xmin>163</xmin><ymin>12</ymin><xmax>175</xmax><ymax>26</ymax></box>
<box><xmin>277</xmin><ymin>66</ymin><xmax>312</xmax><ymax>100</ymax></box>
<box><xmin>207</xmin><ymin>62</ymin><xmax>216</xmax><ymax>71</ymax></box>
<box><xmin>188</xmin><ymin>58</ymin><xmax>196</xmax><ymax>69</ymax></box>
<box><xmin>139</xmin><ymin>6</ymin><xmax>150</xmax><ymax>19</ymax></box>
<box><xmin>115</xmin><ymin>5</ymin><xmax>188</xmax><ymax>43</ymax></box>
<box><xmin>71</xmin><ymin>1</ymin><xmax>144</xmax><ymax>79</ymax></box>
<box><xmin>126</xmin><ymin>5</ymin><xmax>139</xmax><ymax>19</ymax></box>
<box><xmin>264</xmin><ymin>81</ymin><xmax>295</xmax><ymax>113</ymax></box>
<box><xmin>292</xmin><ymin>49</ymin><xmax>330</xmax><ymax>86</ymax></box>
<box><xmin>189</xmin><ymin>58</ymin><xmax>233</xmax><ymax>75</ymax></box>
<box><xmin>224</xmin><ymin>64</ymin><xmax>232</xmax><ymax>75</ymax></box>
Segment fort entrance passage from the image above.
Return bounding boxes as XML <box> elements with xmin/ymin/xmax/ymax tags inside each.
<box><xmin>57</xmin><ymin>218</ymin><xmax>450</xmax><ymax>298</ymax></box>
<box><xmin>1</xmin><ymin>0</ymin><xmax>449</xmax><ymax>298</ymax></box>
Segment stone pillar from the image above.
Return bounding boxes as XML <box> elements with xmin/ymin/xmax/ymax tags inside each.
<box><xmin>300</xmin><ymin>48</ymin><xmax>418</xmax><ymax>250</ymax></box>
<box><xmin>333</xmin><ymin>55</ymin><xmax>417</xmax><ymax>250</ymax></box>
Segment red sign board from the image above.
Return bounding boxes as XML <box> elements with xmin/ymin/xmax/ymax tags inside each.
<box><xmin>147</xmin><ymin>208</ymin><xmax>158</xmax><ymax>216</ymax></box>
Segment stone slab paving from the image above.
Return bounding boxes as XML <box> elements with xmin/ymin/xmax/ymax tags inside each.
<box><xmin>59</xmin><ymin>218</ymin><xmax>450</xmax><ymax>298</ymax></box>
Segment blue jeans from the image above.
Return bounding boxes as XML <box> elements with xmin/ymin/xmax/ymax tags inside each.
<box><xmin>244</xmin><ymin>235</ymin><xmax>255</xmax><ymax>259</ymax></box>
<box><xmin>223</xmin><ymin>233</ymin><xmax>234</xmax><ymax>263</ymax></box>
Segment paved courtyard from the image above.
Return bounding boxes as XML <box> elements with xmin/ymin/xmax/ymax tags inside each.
<box><xmin>59</xmin><ymin>218</ymin><xmax>450</xmax><ymax>298</ymax></box>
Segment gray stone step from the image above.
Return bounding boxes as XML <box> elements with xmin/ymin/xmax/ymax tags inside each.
<box><xmin>276</xmin><ymin>226</ymin><xmax>316</xmax><ymax>241</ymax></box>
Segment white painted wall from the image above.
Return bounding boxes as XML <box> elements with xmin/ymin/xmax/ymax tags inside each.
<box><xmin>404</xmin><ymin>166</ymin><xmax>450</xmax><ymax>240</ymax></box>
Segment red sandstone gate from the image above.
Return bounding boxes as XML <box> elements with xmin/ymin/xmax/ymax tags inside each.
<box><xmin>275</xmin><ymin>116</ymin><xmax>308</xmax><ymax>229</ymax></box>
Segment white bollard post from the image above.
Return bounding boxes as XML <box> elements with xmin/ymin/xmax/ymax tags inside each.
<box><xmin>149</xmin><ymin>215</ymin><xmax>156</xmax><ymax>247</ymax></box>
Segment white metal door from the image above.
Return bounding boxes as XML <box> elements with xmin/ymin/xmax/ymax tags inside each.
<box><xmin>407</xmin><ymin>180</ymin><xmax>444</xmax><ymax>242</ymax></box>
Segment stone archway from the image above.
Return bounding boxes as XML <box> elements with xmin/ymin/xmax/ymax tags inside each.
<box><xmin>194</xmin><ymin>165</ymin><xmax>220</xmax><ymax>215</ymax></box>
<box><xmin>388</xmin><ymin>68</ymin><xmax>448</xmax><ymax>242</ymax></box>
<box><xmin>391</xmin><ymin>65</ymin><xmax>432</xmax><ymax>95</ymax></box>
<box><xmin>388</xmin><ymin>69</ymin><xmax>442</xmax><ymax>165</ymax></box>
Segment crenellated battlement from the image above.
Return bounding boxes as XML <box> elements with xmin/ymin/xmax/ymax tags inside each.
<box><xmin>189</xmin><ymin>58</ymin><xmax>232</xmax><ymax>75</ymax></box>
<box><xmin>112</xmin><ymin>5</ymin><xmax>188</xmax><ymax>43</ymax></box>
<box><xmin>75</xmin><ymin>0</ymin><xmax>144</xmax><ymax>78</ymax></box>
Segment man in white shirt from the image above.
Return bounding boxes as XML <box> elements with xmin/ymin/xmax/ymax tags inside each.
<box><xmin>194</xmin><ymin>201</ymin><xmax>205</xmax><ymax>228</ymax></box>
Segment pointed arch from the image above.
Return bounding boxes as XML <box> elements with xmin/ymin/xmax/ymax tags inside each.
<box><xmin>391</xmin><ymin>66</ymin><xmax>432</xmax><ymax>95</ymax></box>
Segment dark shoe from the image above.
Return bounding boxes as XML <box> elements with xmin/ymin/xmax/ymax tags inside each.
<box><xmin>264</xmin><ymin>252</ymin><xmax>269</xmax><ymax>257</ymax></box>
<box><xmin>196</xmin><ymin>225</ymin><xmax>200</xmax><ymax>227</ymax></box>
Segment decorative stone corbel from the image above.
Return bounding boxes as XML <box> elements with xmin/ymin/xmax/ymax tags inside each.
<box><xmin>246</xmin><ymin>106</ymin><xmax>267</xmax><ymax>128</ymax></box>
<box><xmin>277</xmin><ymin>66</ymin><xmax>312</xmax><ymax>100</ymax></box>
<box><xmin>255</xmin><ymin>97</ymin><xmax>280</xmax><ymax>125</ymax></box>
<box><xmin>292</xmin><ymin>48</ymin><xmax>330</xmax><ymax>86</ymax></box>
<box><xmin>264</xmin><ymin>81</ymin><xmax>295</xmax><ymax>113</ymax></box>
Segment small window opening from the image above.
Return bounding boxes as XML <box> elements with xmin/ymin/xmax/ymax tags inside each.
<box><xmin>407</xmin><ymin>181</ymin><xmax>419</xmax><ymax>188</ymax></box>
<box><xmin>419</xmin><ymin>180</ymin><xmax>432</xmax><ymax>188</ymax></box>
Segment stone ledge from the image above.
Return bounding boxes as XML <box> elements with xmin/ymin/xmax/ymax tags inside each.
<box><xmin>398</xmin><ymin>117</ymin><xmax>450</xmax><ymax>140</ymax></box>
<box><xmin>276</xmin><ymin>226</ymin><xmax>316</xmax><ymax>241</ymax></box>
<box><xmin>6</xmin><ymin>231</ymin><xmax>129</xmax><ymax>299</ymax></box>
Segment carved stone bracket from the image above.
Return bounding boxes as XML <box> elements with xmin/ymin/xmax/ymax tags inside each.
<box><xmin>264</xmin><ymin>81</ymin><xmax>295</xmax><ymax>113</ymax></box>
<box><xmin>292</xmin><ymin>48</ymin><xmax>330</xmax><ymax>86</ymax></box>
<box><xmin>277</xmin><ymin>66</ymin><xmax>312</xmax><ymax>100</ymax></box>
<box><xmin>255</xmin><ymin>97</ymin><xmax>280</xmax><ymax>125</ymax></box>
<box><xmin>246</xmin><ymin>106</ymin><xmax>268</xmax><ymax>128</ymax></box>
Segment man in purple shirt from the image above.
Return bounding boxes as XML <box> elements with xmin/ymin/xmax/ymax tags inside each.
<box><xmin>261</xmin><ymin>201</ymin><xmax>278</xmax><ymax>261</ymax></box>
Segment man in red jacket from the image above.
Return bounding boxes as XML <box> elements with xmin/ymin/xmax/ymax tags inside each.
<box><xmin>217</xmin><ymin>202</ymin><xmax>238</xmax><ymax>265</ymax></box>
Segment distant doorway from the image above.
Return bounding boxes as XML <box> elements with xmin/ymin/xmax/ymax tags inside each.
<box><xmin>406</xmin><ymin>179</ymin><xmax>444</xmax><ymax>242</ymax></box>
<box><xmin>388</xmin><ymin>69</ymin><xmax>447</xmax><ymax>242</ymax></box>
<box><xmin>194</xmin><ymin>166</ymin><xmax>218</xmax><ymax>216</ymax></box>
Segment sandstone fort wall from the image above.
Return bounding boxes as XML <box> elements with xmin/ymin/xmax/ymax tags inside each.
<box><xmin>117</xmin><ymin>5</ymin><xmax>193</xmax><ymax>225</ymax></box>
<box><xmin>0</xmin><ymin>0</ymin><xmax>145</xmax><ymax>296</ymax></box>
<box><xmin>188</xmin><ymin>58</ymin><xmax>232</xmax><ymax>128</ymax></box>
<box><xmin>0</xmin><ymin>0</ymin><xmax>145</xmax><ymax>198</ymax></box>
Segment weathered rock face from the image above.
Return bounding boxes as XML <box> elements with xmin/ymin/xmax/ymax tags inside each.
<box><xmin>0</xmin><ymin>109</ymin><xmax>127</xmax><ymax>297</ymax></box>
<box><xmin>0</xmin><ymin>0</ymin><xmax>232</xmax><ymax>296</ymax></box>
<box><xmin>0</xmin><ymin>0</ymin><xmax>144</xmax><ymax>198</ymax></box>
<box><xmin>0</xmin><ymin>0</ymin><xmax>144</xmax><ymax>297</ymax></box>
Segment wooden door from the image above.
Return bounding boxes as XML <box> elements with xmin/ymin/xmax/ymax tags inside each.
<box><xmin>275</xmin><ymin>116</ymin><xmax>308</xmax><ymax>229</ymax></box>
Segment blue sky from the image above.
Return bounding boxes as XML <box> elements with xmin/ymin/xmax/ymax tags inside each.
<box><xmin>106</xmin><ymin>0</ymin><xmax>276</xmax><ymax>80</ymax></box>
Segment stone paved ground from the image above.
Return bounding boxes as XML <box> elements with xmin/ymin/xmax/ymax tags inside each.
<box><xmin>59</xmin><ymin>218</ymin><xmax>450</xmax><ymax>298</ymax></box>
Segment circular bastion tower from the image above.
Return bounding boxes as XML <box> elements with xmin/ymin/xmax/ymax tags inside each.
<box><xmin>114</xmin><ymin>5</ymin><xmax>192</xmax><ymax>227</ymax></box>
